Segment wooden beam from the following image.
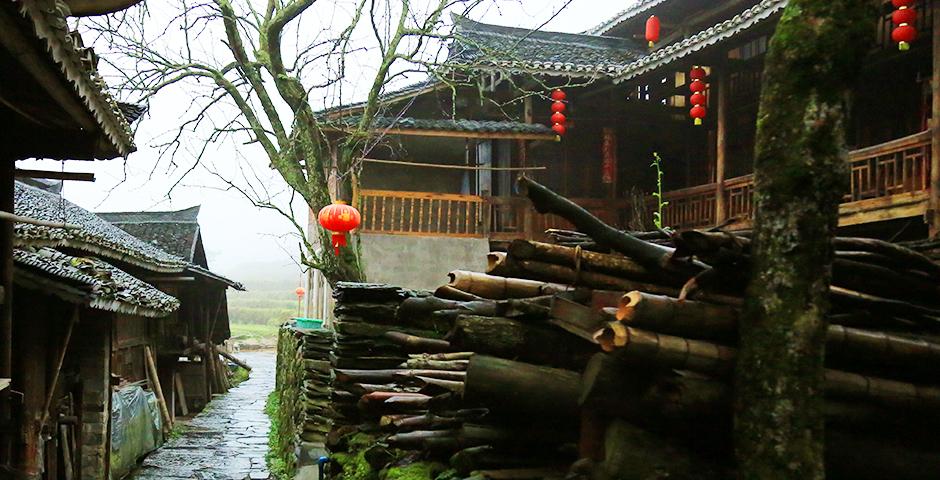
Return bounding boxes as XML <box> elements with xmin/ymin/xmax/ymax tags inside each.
<box><xmin>143</xmin><ymin>345</ymin><xmax>173</xmax><ymax>432</ymax></box>
<box><xmin>325</xmin><ymin>126</ymin><xmax>556</xmax><ymax>141</ymax></box>
<box><xmin>931</xmin><ymin>0</ymin><xmax>940</xmax><ymax>238</ymax></box>
<box><xmin>715</xmin><ymin>68</ymin><xmax>729</xmax><ymax>225</ymax></box>
<box><xmin>15</xmin><ymin>169</ymin><xmax>95</xmax><ymax>182</ymax></box>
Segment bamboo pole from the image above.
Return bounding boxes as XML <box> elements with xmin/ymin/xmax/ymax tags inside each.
<box><xmin>616</xmin><ymin>291</ymin><xmax>738</xmax><ymax>340</ymax></box>
<box><xmin>174</xmin><ymin>373</ymin><xmax>189</xmax><ymax>416</ymax></box>
<box><xmin>508</xmin><ymin>239</ymin><xmax>654</xmax><ymax>280</ymax></box>
<box><xmin>143</xmin><ymin>346</ymin><xmax>173</xmax><ymax>431</ymax></box>
<box><xmin>447</xmin><ymin>270</ymin><xmax>571</xmax><ymax>299</ymax></box>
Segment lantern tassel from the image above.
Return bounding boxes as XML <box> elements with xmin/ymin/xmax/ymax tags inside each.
<box><xmin>648</xmin><ymin>40</ymin><xmax>654</xmax><ymax>48</ymax></box>
<box><xmin>900</xmin><ymin>41</ymin><xmax>910</xmax><ymax>51</ymax></box>
<box><xmin>694</xmin><ymin>118</ymin><xmax>703</xmax><ymax>126</ymax></box>
<box><xmin>331</xmin><ymin>232</ymin><xmax>347</xmax><ymax>256</ymax></box>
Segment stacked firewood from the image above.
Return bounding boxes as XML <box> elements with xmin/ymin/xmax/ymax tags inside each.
<box><xmin>299</xmin><ymin>328</ymin><xmax>332</xmax><ymax>444</ymax></box>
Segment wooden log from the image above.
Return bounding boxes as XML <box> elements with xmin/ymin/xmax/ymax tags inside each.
<box><xmin>549</xmin><ymin>296</ymin><xmax>607</xmax><ymax>343</ymax></box>
<box><xmin>399</xmin><ymin>358</ymin><xmax>468</xmax><ymax>371</ymax></box>
<box><xmin>381</xmin><ymin>413</ymin><xmax>465</xmax><ymax>432</ymax></box>
<box><xmin>826</xmin><ymin>324</ymin><xmax>940</xmax><ymax>372</ymax></box>
<box><xmin>143</xmin><ymin>346</ymin><xmax>173</xmax><ymax>431</ymax></box>
<box><xmin>594</xmin><ymin>419</ymin><xmax>725</xmax><ymax>480</ymax></box>
<box><xmin>448</xmin><ymin>315</ymin><xmax>593</xmax><ymax>368</ymax></box>
<box><xmin>486</xmin><ymin>252</ymin><xmax>514</xmax><ymax>276</ymax></box>
<box><xmin>594</xmin><ymin>324</ymin><xmax>736</xmax><ymax>377</ymax></box>
<box><xmin>416</xmin><ymin>376</ymin><xmax>465</xmax><ymax>395</ymax></box>
<box><xmin>578</xmin><ymin>353</ymin><xmax>650</xmax><ymax>412</ymax></box>
<box><xmin>833</xmin><ymin>237</ymin><xmax>940</xmax><ymax>279</ymax></box>
<box><xmin>513</xmin><ymin>259</ymin><xmax>679</xmax><ymax>296</ymax></box>
<box><xmin>384</xmin><ymin>331</ymin><xmax>452</xmax><ymax>352</ymax></box>
<box><xmin>507</xmin><ymin>240</ymin><xmax>656</xmax><ymax>281</ymax></box>
<box><xmin>333</xmin><ymin>369</ymin><xmax>466</xmax><ymax>384</ymax></box>
<box><xmin>447</xmin><ymin>270</ymin><xmax>572</xmax><ymax>299</ymax></box>
<box><xmin>174</xmin><ymin>372</ymin><xmax>189</xmax><ymax>416</ymax></box>
<box><xmin>829</xmin><ymin>286</ymin><xmax>940</xmax><ymax>329</ymax></box>
<box><xmin>464</xmin><ymin>355</ymin><xmax>580</xmax><ymax>418</ymax></box>
<box><xmin>408</xmin><ymin>352</ymin><xmax>474</xmax><ymax>361</ymax></box>
<box><xmin>517</xmin><ymin>176</ymin><xmax>704</xmax><ymax>278</ymax></box>
<box><xmin>824</xmin><ymin>369</ymin><xmax>940</xmax><ymax>410</ymax></box>
<box><xmin>616</xmin><ymin>291</ymin><xmax>738</xmax><ymax>341</ymax></box>
<box><xmin>434</xmin><ymin>285</ymin><xmax>484</xmax><ymax>302</ymax></box>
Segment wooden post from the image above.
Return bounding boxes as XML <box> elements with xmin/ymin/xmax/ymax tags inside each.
<box><xmin>0</xmin><ymin>160</ymin><xmax>13</xmax><ymax>464</ymax></box>
<box><xmin>40</xmin><ymin>307</ymin><xmax>77</xmax><ymax>426</ymax></box>
<box><xmin>715</xmin><ymin>67</ymin><xmax>729</xmax><ymax>225</ymax></box>
<box><xmin>173</xmin><ymin>373</ymin><xmax>189</xmax><ymax>416</ymax></box>
<box><xmin>931</xmin><ymin>0</ymin><xmax>940</xmax><ymax>237</ymax></box>
<box><xmin>143</xmin><ymin>346</ymin><xmax>173</xmax><ymax>432</ymax></box>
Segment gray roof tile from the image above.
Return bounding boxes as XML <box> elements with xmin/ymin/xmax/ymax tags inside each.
<box><xmin>14</xmin><ymin>247</ymin><xmax>179</xmax><ymax>317</ymax></box>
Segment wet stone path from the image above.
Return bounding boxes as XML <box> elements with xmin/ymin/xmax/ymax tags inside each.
<box><xmin>129</xmin><ymin>351</ymin><xmax>275</xmax><ymax>480</ymax></box>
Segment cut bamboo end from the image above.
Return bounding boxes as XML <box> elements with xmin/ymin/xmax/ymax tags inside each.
<box><xmin>616</xmin><ymin>291</ymin><xmax>644</xmax><ymax>322</ymax></box>
<box><xmin>486</xmin><ymin>252</ymin><xmax>507</xmax><ymax>274</ymax></box>
<box><xmin>594</xmin><ymin>322</ymin><xmax>629</xmax><ymax>352</ymax></box>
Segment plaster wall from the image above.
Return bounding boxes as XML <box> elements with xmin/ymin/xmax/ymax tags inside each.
<box><xmin>360</xmin><ymin>233</ymin><xmax>489</xmax><ymax>291</ymax></box>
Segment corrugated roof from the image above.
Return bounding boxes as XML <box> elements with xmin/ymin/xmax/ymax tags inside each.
<box><xmin>14</xmin><ymin>181</ymin><xmax>188</xmax><ymax>272</ymax></box>
<box><xmin>14</xmin><ymin>247</ymin><xmax>179</xmax><ymax>317</ymax></box>
<box><xmin>449</xmin><ymin>15</ymin><xmax>645</xmax><ymax>78</ymax></box>
<box><xmin>613</xmin><ymin>0</ymin><xmax>786</xmax><ymax>83</ymax></box>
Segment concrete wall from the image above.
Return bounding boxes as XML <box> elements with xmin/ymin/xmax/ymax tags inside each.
<box><xmin>360</xmin><ymin>233</ymin><xmax>489</xmax><ymax>291</ymax></box>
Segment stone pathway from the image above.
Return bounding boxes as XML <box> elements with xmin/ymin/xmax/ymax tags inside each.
<box><xmin>128</xmin><ymin>351</ymin><xmax>276</xmax><ymax>480</ymax></box>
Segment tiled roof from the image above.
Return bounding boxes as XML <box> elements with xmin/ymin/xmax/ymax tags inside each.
<box><xmin>98</xmin><ymin>206</ymin><xmax>201</xmax><ymax>261</ymax></box>
<box><xmin>12</xmin><ymin>0</ymin><xmax>135</xmax><ymax>158</ymax></box>
<box><xmin>613</xmin><ymin>0</ymin><xmax>786</xmax><ymax>83</ymax></box>
<box><xmin>585</xmin><ymin>0</ymin><xmax>671</xmax><ymax>36</ymax></box>
<box><xmin>14</xmin><ymin>181</ymin><xmax>188</xmax><ymax>272</ymax></box>
<box><xmin>334</xmin><ymin>116</ymin><xmax>554</xmax><ymax>135</ymax></box>
<box><xmin>14</xmin><ymin>247</ymin><xmax>179</xmax><ymax>317</ymax></box>
<box><xmin>320</xmin><ymin>79</ymin><xmax>445</xmax><ymax>116</ymax></box>
<box><xmin>449</xmin><ymin>15</ymin><xmax>645</xmax><ymax>78</ymax></box>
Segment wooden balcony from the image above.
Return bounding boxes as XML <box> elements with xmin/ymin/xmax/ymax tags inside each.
<box><xmin>661</xmin><ymin>130</ymin><xmax>932</xmax><ymax>230</ymax></box>
<box><xmin>359</xmin><ymin>189</ymin><xmax>488</xmax><ymax>237</ymax></box>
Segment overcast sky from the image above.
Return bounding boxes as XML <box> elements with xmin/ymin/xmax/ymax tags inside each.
<box><xmin>18</xmin><ymin>1</ymin><xmax>631</xmax><ymax>287</ymax></box>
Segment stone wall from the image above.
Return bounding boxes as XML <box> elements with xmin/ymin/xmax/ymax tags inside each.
<box><xmin>360</xmin><ymin>234</ymin><xmax>488</xmax><ymax>291</ymax></box>
<box><xmin>73</xmin><ymin>310</ymin><xmax>112</xmax><ymax>480</ymax></box>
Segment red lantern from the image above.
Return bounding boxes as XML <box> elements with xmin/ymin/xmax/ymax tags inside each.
<box><xmin>551</xmin><ymin>101</ymin><xmax>566</xmax><ymax>113</ymax></box>
<box><xmin>318</xmin><ymin>200</ymin><xmax>361</xmax><ymax>255</ymax></box>
<box><xmin>690</xmin><ymin>66</ymin><xmax>707</xmax><ymax>81</ymax></box>
<box><xmin>893</xmin><ymin>0</ymin><xmax>914</xmax><ymax>7</ymax></box>
<box><xmin>690</xmin><ymin>92</ymin><xmax>707</xmax><ymax>107</ymax></box>
<box><xmin>893</xmin><ymin>7</ymin><xmax>916</xmax><ymax>25</ymax></box>
<box><xmin>645</xmin><ymin>15</ymin><xmax>660</xmax><ymax>48</ymax></box>
<box><xmin>893</xmin><ymin>24</ymin><xmax>917</xmax><ymax>50</ymax></box>
<box><xmin>689</xmin><ymin>79</ymin><xmax>706</xmax><ymax>93</ymax></box>
<box><xmin>552</xmin><ymin>123</ymin><xmax>567</xmax><ymax>136</ymax></box>
<box><xmin>551</xmin><ymin>112</ymin><xmax>566</xmax><ymax>124</ymax></box>
<box><xmin>550</xmin><ymin>89</ymin><xmax>567</xmax><ymax>101</ymax></box>
<box><xmin>690</xmin><ymin>105</ymin><xmax>707</xmax><ymax>126</ymax></box>
<box><xmin>295</xmin><ymin>287</ymin><xmax>305</xmax><ymax>298</ymax></box>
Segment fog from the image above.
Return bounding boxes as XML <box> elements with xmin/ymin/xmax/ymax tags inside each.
<box><xmin>18</xmin><ymin>1</ymin><xmax>630</xmax><ymax>289</ymax></box>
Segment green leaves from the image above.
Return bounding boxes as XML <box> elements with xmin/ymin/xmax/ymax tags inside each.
<box><xmin>650</xmin><ymin>152</ymin><xmax>667</xmax><ymax>230</ymax></box>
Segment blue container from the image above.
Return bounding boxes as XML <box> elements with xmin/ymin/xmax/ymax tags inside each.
<box><xmin>294</xmin><ymin>317</ymin><xmax>324</xmax><ymax>329</ymax></box>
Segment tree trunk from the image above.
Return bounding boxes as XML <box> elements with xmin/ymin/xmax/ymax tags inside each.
<box><xmin>736</xmin><ymin>3</ymin><xmax>879</xmax><ymax>476</ymax></box>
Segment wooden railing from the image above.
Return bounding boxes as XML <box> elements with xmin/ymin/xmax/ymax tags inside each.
<box><xmin>659</xmin><ymin>131</ymin><xmax>933</xmax><ymax>230</ymax></box>
<box><xmin>359</xmin><ymin>189</ymin><xmax>487</xmax><ymax>237</ymax></box>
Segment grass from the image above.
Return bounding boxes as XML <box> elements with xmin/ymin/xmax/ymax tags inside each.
<box><xmin>230</xmin><ymin>366</ymin><xmax>250</xmax><ymax>387</ymax></box>
<box><xmin>230</xmin><ymin>323</ymin><xmax>281</xmax><ymax>341</ymax></box>
<box><xmin>265</xmin><ymin>391</ymin><xmax>289</xmax><ymax>480</ymax></box>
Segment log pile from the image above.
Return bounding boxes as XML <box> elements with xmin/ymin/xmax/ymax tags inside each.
<box><xmin>308</xmin><ymin>179</ymin><xmax>940</xmax><ymax>479</ymax></box>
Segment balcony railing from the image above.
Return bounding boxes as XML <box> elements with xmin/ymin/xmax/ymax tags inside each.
<box><xmin>359</xmin><ymin>189</ymin><xmax>488</xmax><ymax>237</ymax></box>
<box><xmin>660</xmin><ymin>130</ymin><xmax>932</xmax><ymax>230</ymax></box>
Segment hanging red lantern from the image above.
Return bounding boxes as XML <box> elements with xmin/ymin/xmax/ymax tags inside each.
<box><xmin>318</xmin><ymin>200</ymin><xmax>361</xmax><ymax>255</ymax></box>
<box><xmin>551</xmin><ymin>112</ymin><xmax>567</xmax><ymax>124</ymax></box>
<box><xmin>295</xmin><ymin>287</ymin><xmax>305</xmax><ymax>298</ymax></box>
<box><xmin>689</xmin><ymin>79</ymin><xmax>706</xmax><ymax>93</ymax></box>
<box><xmin>551</xmin><ymin>101</ymin><xmax>566</xmax><ymax>113</ymax></box>
<box><xmin>552</xmin><ymin>123</ymin><xmax>567</xmax><ymax>136</ymax></box>
<box><xmin>690</xmin><ymin>92</ymin><xmax>707</xmax><ymax>108</ymax></box>
<box><xmin>645</xmin><ymin>15</ymin><xmax>660</xmax><ymax>48</ymax></box>
<box><xmin>891</xmin><ymin>0</ymin><xmax>917</xmax><ymax>51</ymax></box>
<box><xmin>550</xmin><ymin>89</ymin><xmax>567</xmax><ymax>101</ymax></box>
<box><xmin>690</xmin><ymin>105</ymin><xmax>707</xmax><ymax>126</ymax></box>
<box><xmin>689</xmin><ymin>66</ymin><xmax>707</xmax><ymax>81</ymax></box>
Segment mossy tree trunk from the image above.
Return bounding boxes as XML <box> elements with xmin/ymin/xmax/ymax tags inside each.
<box><xmin>735</xmin><ymin>1</ymin><xmax>877</xmax><ymax>479</ymax></box>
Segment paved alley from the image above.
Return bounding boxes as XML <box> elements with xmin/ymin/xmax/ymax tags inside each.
<box><xmin>128</xmin><ymin>351</ymin><xmax>275</xmax><ymax>480</ymax></box>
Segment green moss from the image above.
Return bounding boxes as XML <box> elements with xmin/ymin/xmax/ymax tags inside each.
<box><xmin>383</xmin><ymin>462</ymin><xmax>446</xmax><ymax>480</ymax></box>
<box><xmin>231</xmin><ymin>366</ymin><xmax>250</xmax><ymax>386</ymax></box>
<box><xmin>265</xmin><ymin>391</ymin><xmax>289</xmax><ymax>480</ymax></box>
<box><xmin>333</xmin><ymin>450</ymin><xmax>379</xmax><ymax>480</ymax></box>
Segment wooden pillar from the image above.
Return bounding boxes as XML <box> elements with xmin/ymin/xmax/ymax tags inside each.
<box><xmin>931</xmin><ymin>1</ymin><xmax>940</xmax><ymax>237</ymax></box>
<box><xmin>715</xmin><ymin>68</ymin><xmax>729</xmax><ymax>226</ymax></box>
<box><xmin>17</xmin><ymin>304</ymin><xmax>47</xmax><ymax>479</ymax></box>
<box><xmin>0</xmin><ymin>160</ymin><xmax>12</xmax><ymax>467</ymax></box>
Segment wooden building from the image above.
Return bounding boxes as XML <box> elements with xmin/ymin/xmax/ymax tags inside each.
<box><xmin>304</xmin><ymin>0</ymin><xmax>940</xmax><ymax>309</ymax></box>
<box><xmin>316</xmin><ymin>0</ymin><xmax>940</xmax><ymax>251</ymax></box>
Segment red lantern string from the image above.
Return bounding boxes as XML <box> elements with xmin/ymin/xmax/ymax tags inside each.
<box><xmin>891</xmin><ymin>0</ymin><xmax>917</xmax><ymax>51</ymax></box>
<box><xmin>688</xmin><ymin>66</ymin><xmax>707</xmax><ymax>126</ymax></box>
<box><xmin>550</xmin><ymin>89</ymin><xmax>567</xmax><ymax>139</ymax></box>
<box><xmin>645</xmin><ymin>15</ymin><xmax>660</xmax><ymax>48</ymax></box>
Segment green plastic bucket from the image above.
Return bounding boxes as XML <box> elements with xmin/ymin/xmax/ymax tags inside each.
<box><xmin>294</xmin><ymin>317</ymin><xmax>324</xmax><ymax>329</ymax></box>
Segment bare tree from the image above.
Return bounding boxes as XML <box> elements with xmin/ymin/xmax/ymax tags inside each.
<box><xmin>80</xmin><ymin>0</ymin><xmax>521</xmax><ymax>284</ymax></box>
